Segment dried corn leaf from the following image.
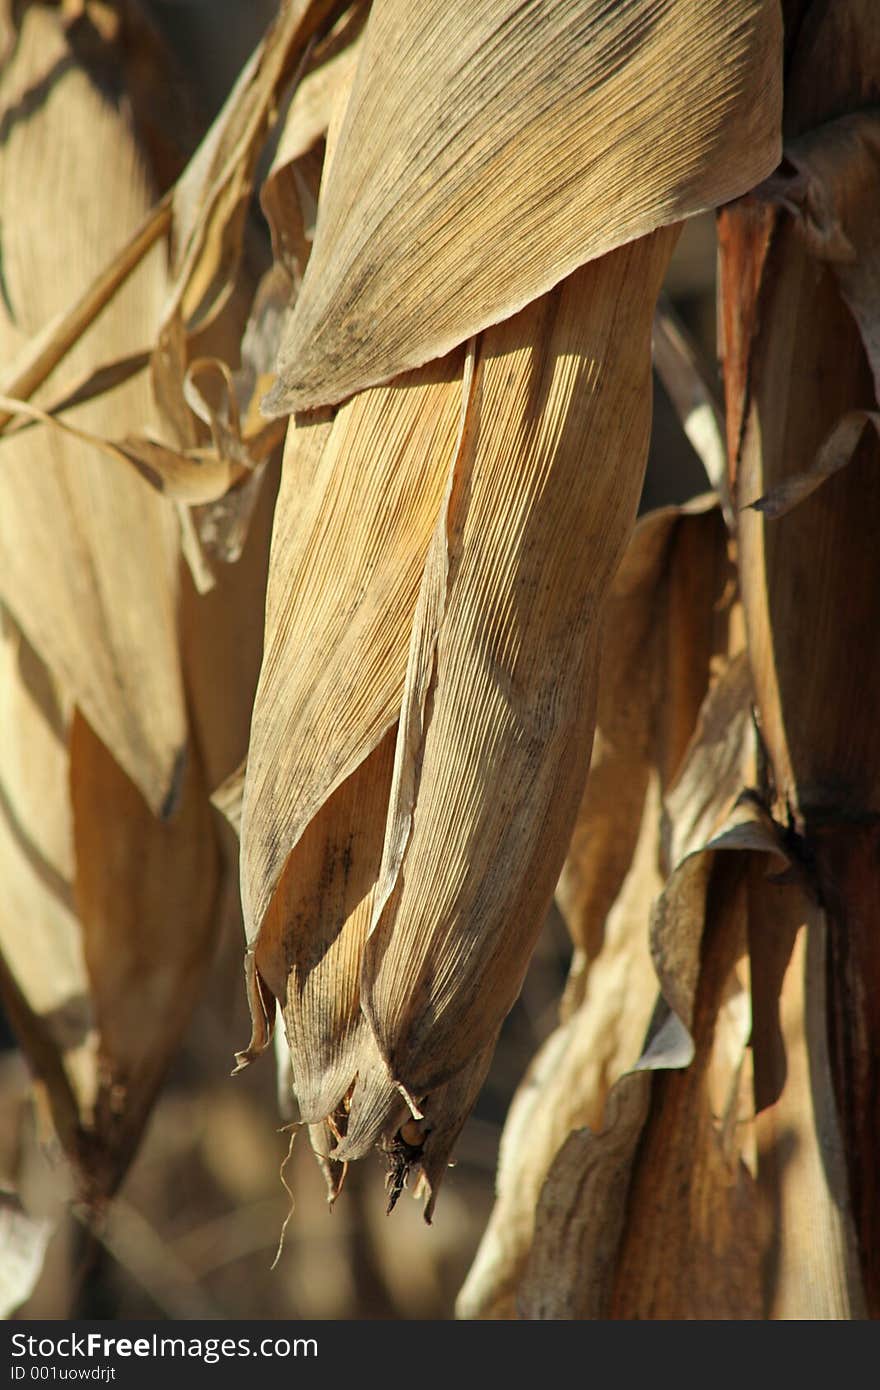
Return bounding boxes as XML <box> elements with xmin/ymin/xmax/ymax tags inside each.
<box><xmin>664</xmin><ymin>652</ymin><xmax>755</xmax><ymax>868</ymax></box>
<box><xmin>652</xmin><ymin>301</ymin><xmax>731</xmax><ymax>522</ymax></box>
<box><xmin>0</xmin><ymin>1190</ymin><xmax>52</xmax><ymax>1320</ymax></box>
<box><xmin>162</xmin><ymin>0</ymin><xmax>344</xmax><ymax>335</ymax></box>
<box><xmin>462</xmin><ymin>644</ymin><xmax>754</xmax><ymax>1318</ymax></box>
<box><xmin>0</xmin><ymin>1</ymin><xmax>335</xmax><ymax>532</ymax></box>
<box><xmin>0</xmin><ymin>391</ymin><xmax>244</xmax><ymax>503</ymax></box>
<box><xmin>364</xmin><ymin>230</ymin><xmax>678</xmax><ymax>1105</ymax></box>
<box><xmin>569</xmin><ymin>859</ymin><xmax>758</xmax><ymax>1317</ymax></box>
<box><xmin>268</xmin><ymin>0</ymin><xmax>781</xmax><ymax>411</ymax></box>
<box><xmin>0</xmin><ymin>608</ymin><xmax>93</xmax><ymax>1154</ymax></box>
<box><xmin>724</xmin><ymin>3</ymin><xmax>880</xmax><ymax>1312</ymax></box>
<box><xmin>240</xmin><ymin>351</ymin><xmax>463</xmax><ymax>946</ymax></box>
<box><xmin>521</xmin><ymin>801</ymin><xmax>784</xmax><ymax>1319</ymax></box>
<box><xmin>0</xmin><ymin>6</ymin><xmax>186</xmax><ymax>815</ymax></box>
<box><xmin>268</xmin><ymin>3</ymin><xmax>366</xmax><ymax>171</ymax></box>
<box><xmin>260</xmin><ymin>4</ymin><xmax>364</xmax><ymax>289</ymax></box>
<box><xmin>150</xmin><ymin>0</ymin><xmax>344</xmax><ymax>499</ymax></box>
<box><xmin>745</xmin><ymin>408</ymin><xmax>880</xmax><ymax>519</ymax></box>
<box><xmin>458</xmin><ymin>774</ymin><xmax>664</xmax><ymax>1319</ymax></box>
<box><xmin>516</xmin><ymin>1071</ymin><xmax>652</xmax><ymax>1320</ymax></box>
<box><xmin>736</xmin><ymin>229</ymin><xmax>880</xmax><ymax>822</ymax></box>
<box><xmin>70</xmin><ymin>711</ymin><xmax>220</xmax><ymax>1199</ymax></box>
<box><xmin>557</xmin><ymin>496</ymin><xmax>732</xmax><ymax>989</ymax></box>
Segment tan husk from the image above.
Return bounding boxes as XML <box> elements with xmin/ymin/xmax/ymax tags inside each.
<box><xmin>267</xmin><ymin>0</ymin><xmax>781</xmax><ymax>412</ymax></box>
<box><xmin>240</xmin><ymin>351</ymin><xmax>464</xmax><ymax>948</ymax></box>
<box><xmin>252</xmin><ymin>727</ymin><xmax>398</xmax><ymax>1123</ymax></box>
<box><xmin>0</xmin><ymin>5</ymin><xmax>186</xmax><ymax>815</ymax></box>
<box><xmin>363</xmin><ymin>228</ymin><xmax>680</xmax><ymax>1105</ymax></box>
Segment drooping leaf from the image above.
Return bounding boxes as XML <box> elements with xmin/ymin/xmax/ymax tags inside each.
<box><xmin>70</xmin><ymin>711</ymin><xmax>220</xmax><ymax>1200</ymax></box>
<box><xmin>0</xmin><ymin>6</ymin><xmax>186</xmax><ymax>815</ymax></box>
<box><xmin>268</xmin><ymin>0</ymin><xmax>781</xmax><ymax>411</ymax></box>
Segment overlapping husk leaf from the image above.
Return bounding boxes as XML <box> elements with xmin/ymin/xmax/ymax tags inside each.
<box><xmin>363</xmin><ymin>232</ymin><xmax>679</xmax><ymax>1105</ymax></box>
<box><xmin>268</xmin><ymin>0</ymin><xmax>782</xmax><ymax>411</ymax></box>
<box><xmin>240</xmin><ymin>225</ymin><xmax>679</xmax><ymax>1210</ymax></box>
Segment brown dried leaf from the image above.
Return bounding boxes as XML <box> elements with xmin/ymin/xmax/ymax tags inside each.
<box><xmin>745</xmin><ymin>407</ymin><xmax>880</xmax><ymax>519</ymax></box>
<box><xmin>556</xmin><ymin>496</ymin><xmax>733</xmax><ymax>988</ymax></box>
<box><xmin>652</xmin><ymin>300</ymin><xmax>732</xmax><ymax>524</ymax></box>
<box><xmin>725</xmin><ymin>5</ymin><xmax>880</xmax><ymax>1311</ymax></box>
<box><xmin>70</xmin><ymin>711</ymin><xmax>221</xmax><ymax>1200</ymax></box>
<box><xmin>0</xmin><ymin>7</ymin><xmax>186</xmax><ymax>815</ymax></box>
<box><xmin>521</xmin><ymin>803</ymin><xmax>782</xmax><ymax>1319</ymax></box>
<box><xmin>750</xmin><ymin>871</ymin><xmax>864</xmax><ymax>1318</ymax></box>
<box><xmin>268</xmin><ymin>3</ymin><xmax>366</xmax><ymax>173</ymax></box>
<box><xmin>517</xmin><ymin>1072</ymin><xmax>652</xmax><ymax>1320</ymax></box>
<box><xmin>0</xmin><ymin>1190</ymin><xmax>52</xmax><ymax>1320</ymax></box>
<box><xmin>664</xmin><ymin>651</ymin><xmax>756</xmax><ymax>868</ymax></box>
<box><xmin>0</xmin><ymin>608</ymin><xmax>92</xmax><ymax>1154</ymax></box>
<box><xmin>268</xmin><ymin>0</ymin><xmax>781</xmax><ymax>411</ymax></box>
<box><xmin>462</xmin><ymin>637</ymin><xmax>754</xmax><ymax>1318</ymax></box>
<box><xmin>162</xmin><ymin>0</ymin><xmax>345</xmax><ymax>335</ymax></box>
<box><xmin>363</xmin><ymin>230</ymin><xmax>679</xmax><ymax>1105</ymax></box>
<box><xmin>736</xmin><ymin>225</ymin><xmax>880</xmax><ymax>820</ymax></box>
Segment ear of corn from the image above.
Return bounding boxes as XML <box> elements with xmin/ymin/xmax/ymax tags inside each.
<box><xmin>364</xmin><ymin>231</ymin><xmax>679</xmax><ymax>1106</ymax></box>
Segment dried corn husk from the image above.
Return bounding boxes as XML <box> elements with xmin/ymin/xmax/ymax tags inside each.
<box><xmin>240</xmin><ymin>352</ymin><xmax>464</xmax><ymax>946</ymax></box>
<box><xmin>364</xmin><ymin>228</ymin><xmax>679</xmax><ymax>1107</ymax></box>
<box><xmin>268</xmin><ymin>0</ymin><xmax>781</xmax><ymax>411</ymax></box>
